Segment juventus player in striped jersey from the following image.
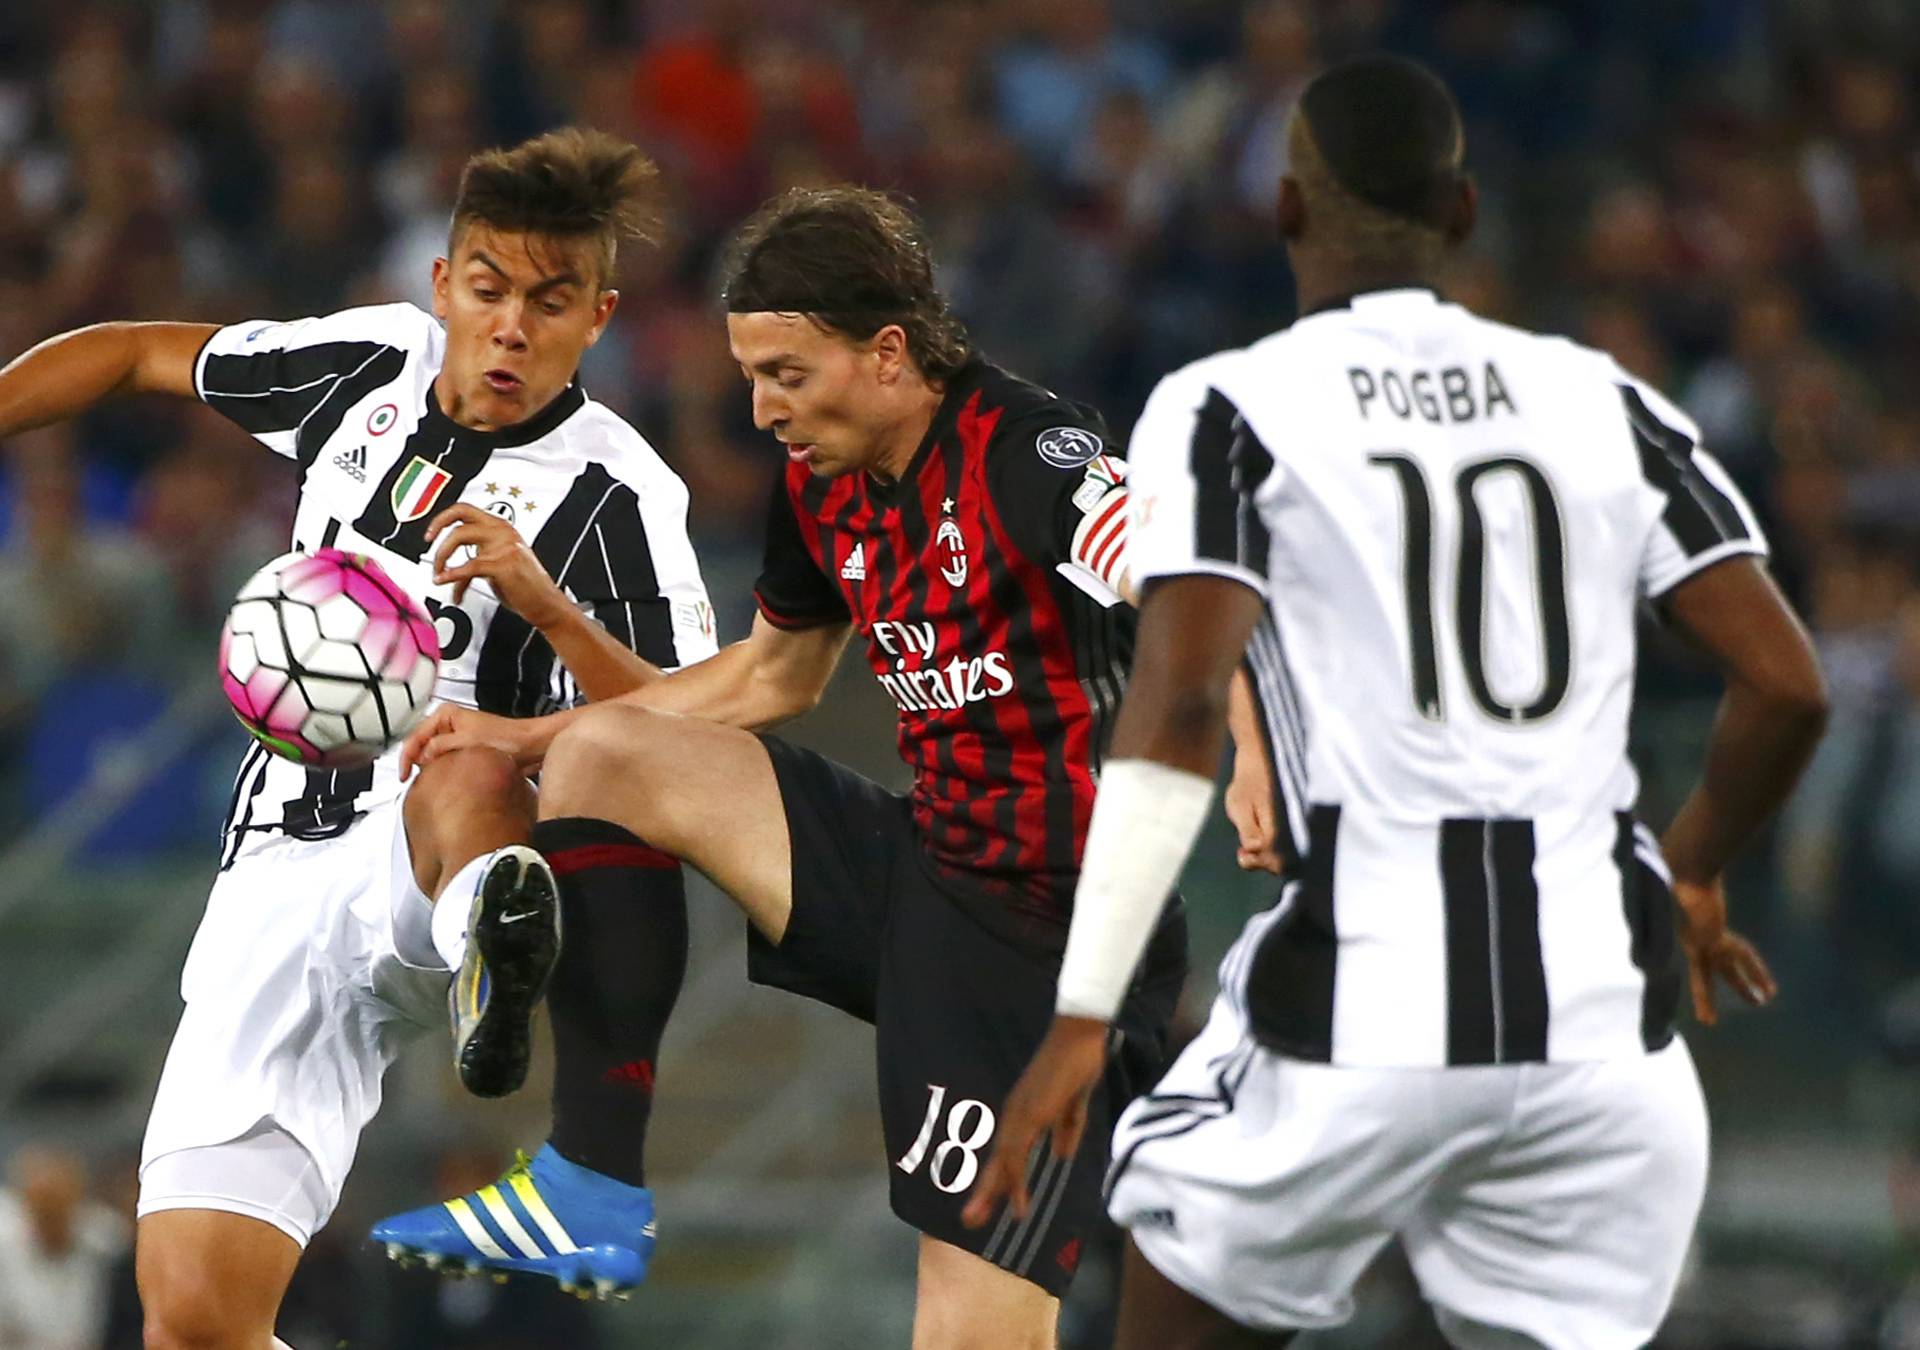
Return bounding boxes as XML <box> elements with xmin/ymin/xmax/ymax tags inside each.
<box><xmin>0</xmin><ymin>130</ymin><xmax>715</xmax><ymax>1347</ymax></box>
<box><xmin>971</xmin><ymin>56</ymin><xmax>1828</xmax><ymax>1349</ymax></box>
<box><xmin>374</xmin><ymin>186</ymin><xmax>1273</xmax><ymax>1342</ymax></box>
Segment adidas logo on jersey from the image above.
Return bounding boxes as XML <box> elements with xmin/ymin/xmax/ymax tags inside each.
<box><xmin>332</xmin><ymin>444</ymin><xmax>368</xmax><ymax>482</ymax></box>
<box><xmin>840</xmin><ymin>542</ymin><xmax>867</xmax><ymax>581</ymax></box>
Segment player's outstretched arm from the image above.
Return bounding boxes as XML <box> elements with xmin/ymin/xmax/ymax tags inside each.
<box><xmin>606</xmin><ymin>611</ymin><xmax>852</xmax><ymax>729</ymax></box>
<box><xmin>966</xmin><ymin>573</ymin><xmax>1267</xmax><ymax>1225</ymax></box>
<box><xmin>400</xmin><ymin>610</ymin><xmax>854</xmax><ymax>777</ymax></box>
<box><xmin>0</xmin><ymin>322</ymin><xmax>216</xmax><ymax>438</ymax></box>
<box><xmin>1659</xmin><ymin>556</ymin><xmax>1828</xmax><ymax>1023</ymax></box>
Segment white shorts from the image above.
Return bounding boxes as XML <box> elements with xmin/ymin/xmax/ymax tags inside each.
<box><xmin>1108</xmin><ymin>999</ymin><xmax>1709</xmax><ymax>1349</ymax></box>
<box><xmin>138</xmin><ymin>795</ymin><xmax>448</xmax><ymax>1246</ymax></box>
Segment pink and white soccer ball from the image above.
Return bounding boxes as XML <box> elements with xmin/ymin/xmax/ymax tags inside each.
<box><xmin>219</xmin><ymin>548</ymin><xmax>441</xmax><ymax>768</ymax></box>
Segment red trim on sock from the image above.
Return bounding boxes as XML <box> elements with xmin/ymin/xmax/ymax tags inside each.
<box><xmin>547</xmin><ymin>843</ymin><xmax>680</xmax><ymax>874</ymax></box>
<box><xmin>601</xmin><ymin>1058</ymin><xmax>656</xmax><ymax>1093</ymax></box>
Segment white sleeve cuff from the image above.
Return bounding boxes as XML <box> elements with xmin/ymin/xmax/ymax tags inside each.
<box><xmin>1056</xmin><ymin>758</ymin><xmax>1215</xmax><ymax>1021</ymax></box>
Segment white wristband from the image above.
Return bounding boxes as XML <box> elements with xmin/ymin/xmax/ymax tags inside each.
<box><xmin>1056</xmin><ymin>759</ymin><xmax>1215</xmax><ymax>1021</ymax></box>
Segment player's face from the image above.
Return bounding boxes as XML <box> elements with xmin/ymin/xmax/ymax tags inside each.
<box><xmin>727</xmin><ymin>311</ymin><xmax>906</xmax><ymax>479</ymax></box>
<box><xmin>431</xmin><ymin>227</ymin><xmax>618</xmax><ymax>432</ymax></box>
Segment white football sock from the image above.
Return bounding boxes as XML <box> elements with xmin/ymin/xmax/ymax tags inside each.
<box><xmin>430</xmin><ymin>851</ymin><xmax>495</xmax><ymax>970</ymax></box>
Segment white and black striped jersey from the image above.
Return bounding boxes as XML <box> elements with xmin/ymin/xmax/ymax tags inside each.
<box><xmin>1129</xmin><ymin>288</ymin><xmax>1765</xmax><ymax>1066</ymax></box>
<box><xmin>199</xmin><ymin>302</ymin><xmax>717</xmax><ymax>865</ymax></box>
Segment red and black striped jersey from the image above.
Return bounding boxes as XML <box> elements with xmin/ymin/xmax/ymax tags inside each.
<box><xmin>755</xmin><ymin>358</ymin><xmax>1135</xmax><ymax>949</ymax></box>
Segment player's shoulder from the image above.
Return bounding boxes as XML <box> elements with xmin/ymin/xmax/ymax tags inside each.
<box><xmin>1148</xmin><ymin>345</ymin><xmax>1257</xmax><ymax>404</ymax></box>
<box><xmin>1427</xmin><ymin>305</ymin><xmax>1704</xmax><ymax>445</ymax></box>
<box><xmin>208</xmin><ymin>301</ymin><xmax>436</xmax><ymax>359</ymax></box>
<box><xmin>972</xmin><ymin>360</ymin><xmax>1110</xmax><ymax>456</ymax></box>
<box><xmin>1512</xmin><ymin>318</ymin><xmax>1705</xmax><ymax>444</ymax></box>
<box><xmin>1454</xmin><ymin>310</ymin><xmax>1666</xmax><ymax>403</ymax></box>
<box><xmin>1130</xmin><ymin>346</ymin><xmax>1260</xmax><ymax>443</ymax></box>
<box><xmin>336</xmin><ymin>299</ymin><xmax>436</xmax><ymax>334</ymax></box>
<box><xmin>298</xmin><ymin>300</ymin><xmax>439</xmax><ymax>350</ymax></box>
<box><xmin>973</xmin><ymin>359</ymin><xmax>1099</xmax><ymax>424</ymax></box>
<box><xmin>565</xmin><ymin>394</ymin><xmax>690</xmax><ymax>502</ymax></box>
<box><xmin>1596</xmin><ymin>356</ymin><xmax>1702</xmax><ymax>445</ymax></box>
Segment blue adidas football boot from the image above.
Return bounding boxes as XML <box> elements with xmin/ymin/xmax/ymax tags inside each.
<box><xmin>370</xmin><ymin>1145</ymin><xmax>656</xmax><ymax>1300</ymax></box>
<box><xmin>452</xmin><ymin>845</ymin><xmax>560</xmax><ymax>1099</ymax></box>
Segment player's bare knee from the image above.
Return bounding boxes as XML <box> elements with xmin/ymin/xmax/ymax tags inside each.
<box><xmin>142</xmin><ymin>1280</ymin><xmax>254</xmax><ymax>1350</ymax></box>
<box><xmin>403</xmin><ymin>744</ymin><xmax>533</xmax><ymax>893</ymax></box>
<box><xmin>409</xmin><ymin>743</ymin><xmax>527</xmax><ymax>816</ymax></box>
<box><xmin>542</xmin><ymin>705</ymin><xmax>681</xmax><ymax>821</ymax></box>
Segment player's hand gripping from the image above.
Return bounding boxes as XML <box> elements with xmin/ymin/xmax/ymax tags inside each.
<box><xmin>427</xmin><ymin>503</ymin><xmax>572</xmax><ymax>630</ymax></box>
<box><xmin>400</xmin><ymin>704</ymin><xmax>553</xmax><ymax>780</ymax></box>
<box><xmin>1672</xmin><ymin>873</ymin><xmax>1778</xmax><ymax>1026</ymax></box>
<box><xmin>961</xmin><ymin>1016</ymin><xmax>1108</xmax><ymax>1229</ymax></box>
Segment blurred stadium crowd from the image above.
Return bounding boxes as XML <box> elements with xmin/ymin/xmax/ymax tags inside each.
<box><xmin>2</xmin><ymin>0</ymin><xmax>1919</xmax><ymax>1346</ymax></box>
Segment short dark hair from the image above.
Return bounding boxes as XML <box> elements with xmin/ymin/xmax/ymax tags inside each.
<box><xmin>1297</xmin><ymin>54</ymin><xmax>1464</xmax><ymax>230</ymax></box>
<box><xmin>721</xmin><ymin>186</ymin><xmax>971</xmax><ymax>379</ymax></box>
<box><xmin>1289</xmin><ymin>54</ymin><xmax>1467</xmax><ymax>270</ymax></box>
<box><xmin>451</xmin><ymin>127</ymin><xmax>658</xmax><ymax>285</ymax></box>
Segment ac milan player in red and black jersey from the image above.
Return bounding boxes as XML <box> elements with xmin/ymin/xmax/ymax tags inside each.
<box><xmin>376</xmin><ymin>187</ymin><xmax>1274</xmax><ymax>1343</ymax></box>
<box><xmin>756</xmin><ymin>332</ymin><xmax>1142</xmax><ymax>952</ymax></box>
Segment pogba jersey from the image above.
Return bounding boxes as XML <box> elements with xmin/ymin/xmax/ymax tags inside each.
<box><xmin>755</xmin><ymin>358</ymin><xmax>1139</xmax><ymax>947</ymax></box>
<box><xmin>197</xmin><ymin>303</ymin><xmax>717</xmax><ymax>865</ymax></box>
<box><xmin>1130</xmin><ymin>288</ymin><xmax>1767</xmax><ymax>1066</ymax></box>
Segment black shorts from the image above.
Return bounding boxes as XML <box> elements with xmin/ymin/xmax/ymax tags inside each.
<box><xmin>748</xmin><ymin>735</ymin><xmax>1188</xmax><ymax>1296</ymax></box>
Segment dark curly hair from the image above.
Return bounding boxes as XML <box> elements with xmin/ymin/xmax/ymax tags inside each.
<box><xmin>721</xmin><ymin>186</ymin><xmax>971</xmax><ymax>379</ymax></box>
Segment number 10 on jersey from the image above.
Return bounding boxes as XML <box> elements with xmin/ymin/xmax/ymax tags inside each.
<box><xmin>1369</xmin><ymin>453</ymin><xmax>1572</xmax><ymax>724</ymax></box>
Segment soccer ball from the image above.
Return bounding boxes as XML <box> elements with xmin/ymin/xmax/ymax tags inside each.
<box><xmin>219</xmin><ymin>548</ymin><xmax>441</xmax><ymax>768</ymax></box>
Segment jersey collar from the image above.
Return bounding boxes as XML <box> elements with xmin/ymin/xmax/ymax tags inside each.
<box><xmin>1299</xmin><ymin>285</ymin><xmax>1442</xmax><ymax>318</ymax></box>
<box><xmin>425</xmin><ymin>379</ymin><xmax>586</xmax><ymax>448</ymax></box>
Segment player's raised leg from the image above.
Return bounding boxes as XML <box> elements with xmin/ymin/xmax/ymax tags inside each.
<box><xmin>535</xmin><ymin>702</ymin><xmax>794</xmax><ymax>934</ymax></box>
<box><xmin>372</xmin><ymin>703</ymin><xmax>787</xmax><ymax>1296</ymax></box>
<box><xmin>401</xmin><ymin>744</ymin><xmax>562</xmax><ymax>1099</ymax></box>
<box><xmin>401</xmin><ymin>744</ymin><xmax>536</xmax><ymax>899</ymax></box>
<box><xmin>137</xmin><ymin>1210</ymin><xmax>300</xmax><ymax>1350</ymax></box>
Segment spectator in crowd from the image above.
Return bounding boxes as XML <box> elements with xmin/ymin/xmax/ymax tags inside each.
<box><xmin>992</xmin><ymin>0</ymin><xmax>1169</xmax><ymax>174</ymax></box>
<box><xmin>0</xmin><ymin>428</ymin><xmax>179</xmax><ymax>730</ymax></box>
<box><xmin>0</xmin><ymin>1145</ymin><xmax>129</xmax><ymax>1350</ymax></box>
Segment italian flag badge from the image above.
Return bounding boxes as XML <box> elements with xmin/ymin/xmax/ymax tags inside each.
<box><xmin>391</xmin><ymin>457</ymin><xmax>453</xmax><ymax>521</ymax></box>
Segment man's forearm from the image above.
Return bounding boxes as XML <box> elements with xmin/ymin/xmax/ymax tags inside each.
<box><xmin>0</xmin><ymin>322</ymin><xmax>212</xmax><ymax>436</ymax></box>
<box><xmin>1226</xmin><ymin>665</ymin><xmax>1266</xmax><ymax>763</ymax></box>
<box><xmin>1661</xmin><ymin>682</ymin><xmax>1828</xmax><ymax>883</ymax></box>
<box><xmin>538</xmin><ymin>608</ymin><xmax>667</xmax><ymax>703</ymax></box>
<box><xmin>609</xmin><ymin>637</ymin><xmax>809</xmax><ymax>730</ymax></box>
<box><xmin>502</xmin><ymin>646</ymin><xmax>804</xmax><ymax>771</ymax></box>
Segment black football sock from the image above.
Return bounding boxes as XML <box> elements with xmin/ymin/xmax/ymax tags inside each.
<box><xmin>531</xmin><ymin>816</ymin><xmax>689</xmax><ymax>1188</ymax></box>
